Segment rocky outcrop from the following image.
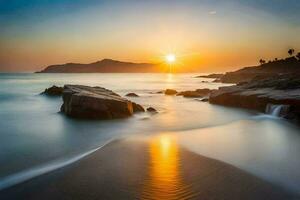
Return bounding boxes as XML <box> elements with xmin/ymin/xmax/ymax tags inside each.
<box><xmin>195</xmin><ymin>74</ymin><xmax>224</xmax><ymax>79</ymax></box>
<box><xmin>177</xmin><ymin>91</ymin><xmax>203</xmax><ymax>98</ymax></box>
<box><xmin>215</xmin><ymin>56</ymin><xmax>300</xmax><ymax>83</ymax></box>
<box><xmin>125</xmin><ymin>93</ymin><xmax>139</xmax><ymax>97</ymax></box>
<box><xmin>60</xmin><ymin>85</ymin><xmax>144</xmax><ymax>119</ymax></box>
<box><xmin>164</xmin><ymin>89</ymin><xmax>178</xmax><ymax>95</ymax></box>
<box><xmin>41</xmin><ymin>85</ymin><xmax>63</xmax><ymax>96</ymax></box>
<box><xmin>177</xmin><ymin>89</ymin><xmax>211</xmax><ymax>98</ymax></box>
<box><xmin>217</xmin><ymin>72</ymin><xmax>277</xmax><ymax>83</ymax></box>
<box><xmin>209</xmin><ymin>74</ymin><xmax>300</xmax><ymax>122</ymax></box>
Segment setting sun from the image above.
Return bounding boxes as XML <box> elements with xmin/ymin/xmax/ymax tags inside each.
<box><xmin>166</xmin><ymin>54</ymin><xmax>176</xmax><ymax>63</ymax></box>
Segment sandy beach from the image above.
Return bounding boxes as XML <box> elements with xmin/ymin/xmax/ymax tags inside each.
<box><xmin>0</xmin><ymin>135</ymin><xmax>296</xmax><ymax>200</ymax></box>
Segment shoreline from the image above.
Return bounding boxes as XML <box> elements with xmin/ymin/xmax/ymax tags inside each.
<box><xmin>0</xmin><ymin>136</ymin><xmax>296</xmax><ymax>200</ymax></box>
<box><xmin>0</xmin><ymin>139</ymin><xmax>114</xmax><ymax>191</ymax></box>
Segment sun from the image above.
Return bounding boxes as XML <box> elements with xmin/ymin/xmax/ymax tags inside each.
<box><xmin>166</xmin><ymin>54</ymin><xmax>176</xmax><ymax>63</ymax></box>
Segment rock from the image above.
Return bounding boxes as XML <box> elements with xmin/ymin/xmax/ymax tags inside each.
<box><xmin>156</xmin><ymin>91</ymin><xmax>164</xmax><ymax>94</ymax></box>
<box><xmin>177</xmin><ymin>91</ymin><xmax>203</xmax><ymax>98</ymax></box>
<box><xmin>41</xmin><ymin>85</ymin><xmax>63</xmax><ymax>96</ymax></box>
<box><xmin>164</xmin><ymin>89</ymin><xmax>177</xmax><ymax>95</ymax></box>
<box><xmin>132</xmin><ymin>102</ymin><xmax>145</xmax><ymax>112</ymax></box>
<box><xmin>195</xmin><ymin>89</ymin><xmax>211</xmax><ymax>96</ymax></box>
<box><xmin>201</xmin><ymin>97</ymin><xmax>209</xmax><ymax>102</ymax></box>
<box><xmin>219</xmin><ymin>72</ymin><xmax>277</xmax><ymax>84</ymax></box>
<box><xmin>218</xmin><ymin>57</ymin><xmax>300</xmax><ymax>83</ymax></box>
<box><xmin>60</xmin><ymin>85</ymin><xmax>144</xmax><ymax>119</ymax></box>
<box><xmin>147</xmin><ymin>107</ymin><xmax>157</xmax><ymax>112</ymax></box>
<box><xmin>177</xmin><ymin>88</ymin><xmax>211</xmax><ymax>98</ymax></box>
<box><xmin>209</xmin><ymin>74</ymin><xmax>300</xmax><ymax>122</ymax></box>
<box><xmin>195</xmin><ymin>73</ymin><xmax>224</xmax><ymax>79</ymax></box>
<box><xmin>125</xmin><ymin>93</ymin><xmax>139</xmax><ymax>97</ymax></box>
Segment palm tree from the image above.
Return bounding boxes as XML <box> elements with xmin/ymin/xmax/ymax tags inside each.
<box><xmin>288</xmin><ymin>48</ymin><xmax>295</xmax><ymax>56</ymax></box>
<box><xmin>259</xmin><ymin>59</ymin><xmax>266</xmax><ymax>65</ymax></box>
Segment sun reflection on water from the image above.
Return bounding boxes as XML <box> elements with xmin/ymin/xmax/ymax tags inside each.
<box><xmin>142</xmin><ymin>134</ymin><xmax>187</xmax><ymax>200</ymax></box>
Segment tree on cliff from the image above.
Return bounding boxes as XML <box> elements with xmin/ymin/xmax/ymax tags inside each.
<box><xmin>288</xmin><ymin>48</ymin><xmax>295</xmax><ymax>56</ymax></box>
<box><xmin>259</xmin><ymin>59</ymin><xmax>266</xmax><ymax>65</ymax></box>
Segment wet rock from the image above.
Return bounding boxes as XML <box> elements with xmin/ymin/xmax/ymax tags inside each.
<box><xmin>147</xmin><ymin>107</ymin><xmax>157</xmax><ymax>113</ymax></box>
<box><xmin>125</xmin><ymin>93</ymin><xmax>139</xmax><ymax>97</ymax></box>
<box><xmin>42</xmin><ymin>85</ymin><xmax>63</xmax><ymax>96</ymax></box>
<box><xmin>60</xmin><ymin>85</ymin><xmax>144</xmax><ymax>119</ymax></box>
<box><xmin>177</xmin><ymin>89</ymin><xmax>211</xmax><ymax>98</ymax></box>
<box><xmin>195</xmin><ymin>89</ymin><xmax>211</xmax><ymax>96</ymax></box>
<box><xmin>177</xmin><ymin>91</ymin><xmax>203</xmax><ymax>98</ymax></box>
<box><xmin>195</xmin><ymin>74</ymin><xmax>224</xmax><ymax>79</ymax></box>
<box><xmin>201</xmin><ymin>97</ymin><xmax>209</xmax><ymax>102</ymax></box>
<box><xmin>164</xmin><ymin>89</ymin><xmax>177</xmax><ymax>95</ymax></box>
<box><xmin>209</xmin><ymin>74</ymin><xmax>300</xmax><ymax>122</ymax></box>
<box><xmin>132</xmin><ymin>102</ymin><xmax>145</xmax><ymax>112</ymax></box>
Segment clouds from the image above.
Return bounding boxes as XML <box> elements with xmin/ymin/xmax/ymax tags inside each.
<box><xmin>209</xmin><ymin>11</ymin><xmax>217</xmax><ymax>15</ymax></box>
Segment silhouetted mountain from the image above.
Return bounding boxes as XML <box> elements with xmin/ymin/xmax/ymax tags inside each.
<box><xmin>37</xmin><ymin>59</ymin><xmax>161</xmax><ymax>73</ymax></box>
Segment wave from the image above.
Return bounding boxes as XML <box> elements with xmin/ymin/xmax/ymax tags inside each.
<box><xmin>0</xmin><ymin>139</ymin><xmax>114</xmax><ymax>191</ymax></box>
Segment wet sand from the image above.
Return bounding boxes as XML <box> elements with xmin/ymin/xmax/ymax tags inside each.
<box><xmin>0</xmin><ymin>136</ymin><xmax>297</xmax><ymax>200</ymax></box>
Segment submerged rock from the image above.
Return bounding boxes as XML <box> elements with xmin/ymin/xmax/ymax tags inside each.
<box><xmin>201</xmin><ymin>97</ymin><xmax>209</xmax><ymax>102</ymax></box>
<box><xmin>164</xmin><ymin>89</ymin><xmax>178</xmax><ymax>95</ymax></box>
<box><xmin>147</xmin><ymin>107</ymin><xmax>157</xmax><ymax>113</ymax></box>
<box><xmin>42</xmin><ymin>85</ymin><xmax>63</xmax><ymax>96</ymax></box>
<box><xmin>125</xmin><ymin>93</ymin><xmax>139</xmax><ymax>97</ymax></box>
<box><xmin>60</xmin><ymin>85</ymin><xmax>144</xmax><ymax>119</ymax></box>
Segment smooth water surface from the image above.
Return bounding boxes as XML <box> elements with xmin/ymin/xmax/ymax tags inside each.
<box><xmin>0</xmin><ymin>73</ymin><xmax>299</xmax><ymax>194</ymax></box>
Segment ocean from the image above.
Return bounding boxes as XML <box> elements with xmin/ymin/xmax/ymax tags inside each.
<box><xmin>0</xmin><ymin>73</ymin><xmax>299</xmax><ymax>194</ymax></box>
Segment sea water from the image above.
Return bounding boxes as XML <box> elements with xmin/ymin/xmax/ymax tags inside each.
<box><xmin>0</xmin><ymin>73</ymin><xmax>299</xmax><ymax>194</ymax></box>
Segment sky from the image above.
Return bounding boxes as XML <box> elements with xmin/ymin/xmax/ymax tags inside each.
<box><xmin>0</xmin><ymin>0</ymin><xmax>300</xmax><ymax>72</ymax></box>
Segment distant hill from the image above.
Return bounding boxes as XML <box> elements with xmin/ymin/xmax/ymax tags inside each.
<box><xmin>217</xmin><ymin>56</ymin><xmax>300</xmax><ymax>83</ymax></box>
<box><xmin>37</xmin><ymin>59</ymin><xmax>161</xmax><ymax>73</ymax></box>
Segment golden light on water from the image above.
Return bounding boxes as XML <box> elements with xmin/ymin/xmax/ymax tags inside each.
<box><xmin>142</xmin><ymin>134</ymin><xmax>186</xmax><ymax>200</ymax></box>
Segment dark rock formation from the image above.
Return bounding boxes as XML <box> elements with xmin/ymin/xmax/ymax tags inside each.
<box><xmin>195</xmin><ymin>74</ymin><xmax>224</xmax><ymax>79</ymax></box>
<box><xmin>195</xmin><ymin>89</ymin><xmax>211</xmax><ymax>95</ymax></box>
<box><xmin>218</xmin><ymin>56</ymin><xmax>300</xmax><ymax>83</ymax></box>
<box><xmin>177</xmin><ymin>89</ymin><xmax>211</xmax><ymax>98</ymax></box>
<box><xmin>60</xmin><ymin>85</ymin><xmax>144</xmax><ymax>119</ymax></box>
<box><xmin>209</xmin><ymin>74</ymin><xmax>300</xmax><ymax>122</ymax></box>
<box><xmin>147</xmin><ymin>107</ymin><xmax>157</xmax><ymax>113</ymax></box>
<box><xmin>132</xmin><ymin>102</ymin><xmax>145</xmax><ymax>113</ymax></box>
<box><xmin>125</xmin><ymin>93</ymin><xmax>139</xmax><ymax>97</ymax></box>
<box><xmin>41</xmin><ymin>85</ymin><xmax>63</xmax><ymax>96</ymax></box>
<box><xmin>201</xmin><ymin>97</ymin><xmax>209</xmax><ymax>102</ymax></box>
<box><xmin>37</xmin><ymin>59</ymin><xmax>160</xmax><ymax>73</ymax></box>
<box><xmin>164</xmin><ymin>89</ymin><xmax>178</xmax><ymax>95</ymax></box>
<box><xmin>177</xmin><ymin>91</ymin><xmax>203</xmax><ymax>98</ymax></box>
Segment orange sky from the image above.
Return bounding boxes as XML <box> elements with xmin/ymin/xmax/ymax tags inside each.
<box><xmin>0</xmin><ymin>0</ymin><xmax>300</xmax><ymax>72</ymax></box>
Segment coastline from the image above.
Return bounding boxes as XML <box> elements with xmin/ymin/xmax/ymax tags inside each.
<box><xmin>0</xmin><ymin>137</ymin><xmax>296</xmax><ymax>200</ymax></box>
